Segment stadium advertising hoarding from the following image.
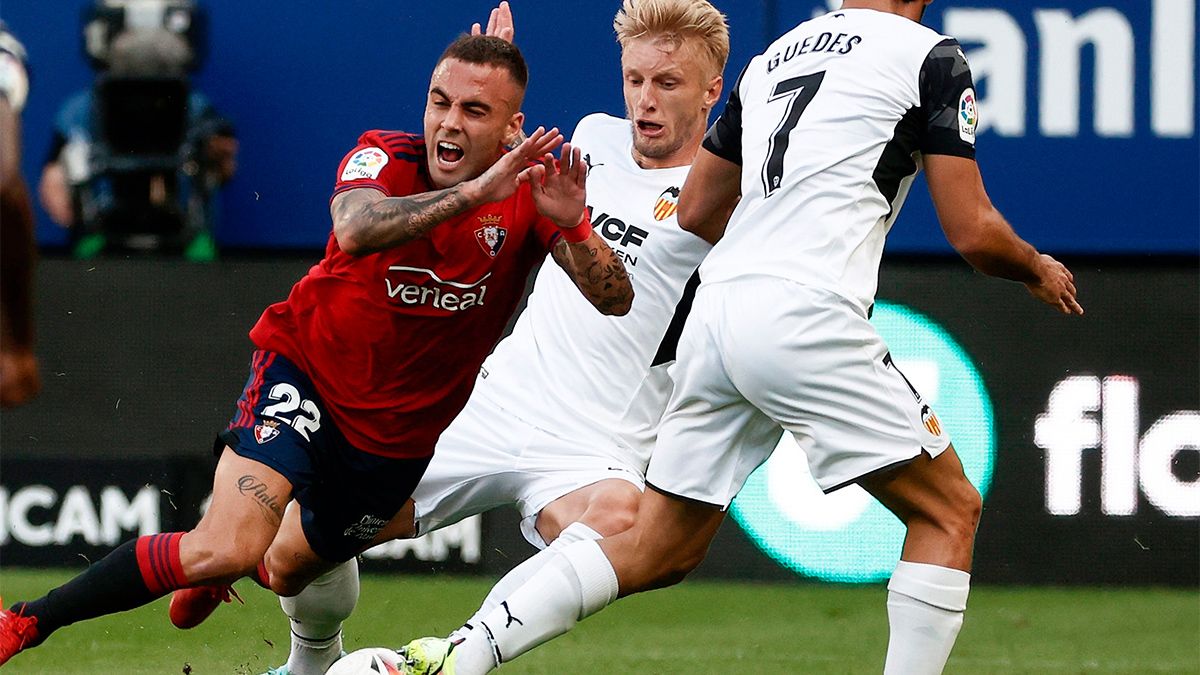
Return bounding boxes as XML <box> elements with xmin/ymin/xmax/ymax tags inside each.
<box><xmin>11</xmin><ymin>0</ymin><xmax>1197</xmax><ymax>253</ymax></box>
<box><xmin>0</xmin><ymin>458</ymin><xmax>211</xmax><ymax>567</ymax></box>
<box><xmin>899</xmin><ymin>0</ymin><xmax>1197</xmax><ymax>253</ymax></box>
<box><xmin>1</xmin><ymin>259</ymin><xmax>1194</xmax><ymax>585</ymax></box>
<box><xmin>0</xmin><ymin>453</ymin><xmax>488</xmax><ymax>572</ymax></box>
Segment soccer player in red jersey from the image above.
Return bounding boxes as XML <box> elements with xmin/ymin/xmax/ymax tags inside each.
<box><xmin>0</xmin><ymin>34</ymin><xmax>632</xmax><ymax>667</ymax></box>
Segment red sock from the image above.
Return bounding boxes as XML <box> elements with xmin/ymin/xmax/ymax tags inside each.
<box><xmin>135</xmin><ymin>532</ymin><xmax>189</xmax><ymax>595</ymax></box>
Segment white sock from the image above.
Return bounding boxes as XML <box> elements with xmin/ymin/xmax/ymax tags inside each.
<box><xmin>449</xmin><ymin>521</ymin><xmax>603</xmax><ymax>643</ymax></box>
<box><xmin>453</xmin><ymin>539</ymin><xmax>618</xmax><ymax>675</ymax></box>
<box><xmin>883</xmin><ymin>560</ymin><xmax>971</xmax><ymax>675</ymax></box>
<box><xmin>280</xmin><ymin>558</ymin><xmax>360</xmax><ymax>675</ymax></box>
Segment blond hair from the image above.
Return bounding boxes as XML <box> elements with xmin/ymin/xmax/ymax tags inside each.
<box><xmin>613</xmin><ymin>0</ymin><xmax>730</xmax><ymax>77</ymax></box>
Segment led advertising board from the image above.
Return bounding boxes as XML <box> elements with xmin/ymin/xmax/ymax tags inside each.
<box><xmin>1</xmin><ymin>260</ymin><xmax>1195</xmax><ymax>584</ymax></box>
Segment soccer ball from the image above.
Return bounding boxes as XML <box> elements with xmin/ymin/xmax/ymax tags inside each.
<box><xmin>325</xmin><ymin>647</ymin><xmax>408</xmax><ymax>674</ymax></box>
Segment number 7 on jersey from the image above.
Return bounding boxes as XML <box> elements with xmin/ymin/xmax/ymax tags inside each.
<box><xmin>762</xmin><ymin>71</ymin><xmax>826</xmax><ymax>198</ymax></box>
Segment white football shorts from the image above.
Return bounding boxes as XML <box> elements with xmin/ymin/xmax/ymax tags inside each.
<box><xmin>646</xmin><ymin>277</ymin><xmax>950</xmax><ymax>508</ymax></box>
<box><xmin>412</xmin><ymin>386</ymin><xmax>646</xmax><ymax>548</ymax></box>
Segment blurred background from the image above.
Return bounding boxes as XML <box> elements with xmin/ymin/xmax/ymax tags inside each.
<box><xmin>1</xmin><ymin>0</ymin><xmax>1196</xmax><ymax>591</ymax></box>
<box><xmin>6</xmin><ymin>0</ymin><xmax>1198</xmax><ymax>254</ymax></box>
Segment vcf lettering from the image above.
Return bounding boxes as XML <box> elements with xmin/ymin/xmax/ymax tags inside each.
<box><xmin>592</xmin><ymin>210</ymin><xmax>649</xmax><ymax>248</ymax></box>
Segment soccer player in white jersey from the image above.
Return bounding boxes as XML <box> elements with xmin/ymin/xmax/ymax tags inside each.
<box><xmin>265</xmin><ymin>2</ymin><xmax>727</xmax><ymax>673</ymax></box>
<box><xmin>402</xmin><ymin>1</ymin><xmax>1084</xmax><ymax>674</ymax></box>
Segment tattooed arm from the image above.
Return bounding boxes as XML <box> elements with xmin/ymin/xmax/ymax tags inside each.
<box><xmin>331</xmin><ymin>127</ymin><xmax>563</xmax><ymax>256</ymax></box>
<box><xmin>331</xmin><ymin>185</ymin><xmax>471</xmax><ymax>256</ymax></box>
<box><xmin>551</xmin><ymin>232</ymin><xmax>633</xmax><ymax>316</ymax></box>
<box><xmin>520</xmin><ymin>144</ymin><xmax>633</xmax><ymax>316</ymax></box>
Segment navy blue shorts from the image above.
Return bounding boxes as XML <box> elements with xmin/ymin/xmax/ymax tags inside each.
<box><xmin>216</xmin><ymin>350</ymin><xmax>431</xmax><ymax>562</ymax></box>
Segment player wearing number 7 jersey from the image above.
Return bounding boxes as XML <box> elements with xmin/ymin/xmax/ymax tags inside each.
<box><xmin>411</xmin><ymin>1</ymin><xmax>1083</xmax><ymax>673</ymax></box>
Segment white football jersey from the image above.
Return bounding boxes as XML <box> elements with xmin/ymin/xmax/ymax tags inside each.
<box><xmin>475</xmin><ymin>113</ymin><xmax>711</xmax><ymax>468</ymax></box>
<box><xmin>699</xmin><ymin>8</ymin><xmax>977</xmax><ymax>313</ymax></box>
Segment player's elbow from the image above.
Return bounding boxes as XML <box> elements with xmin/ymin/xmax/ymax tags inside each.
<box><xmin>612</xmin><ymin>290</ymin><xmax>634</xmax><ymax>316</ymax></box>
<box><xmin>601</xmin><ymin>285</ymin><xmax>635</xmax><ymax>316</ymax></box>
<box><xmin>677</xmin><ymin>199</ymin><xmax>701</xmax><ymax>234</ymax></box>
<box><xmin>331</xmin><ymin>190</ymin><xmax>387</xmax><ymax>256</ymax></box>
<box><xmin>951</xmin><ymin>239</ymin><xmax>1005</xmax><ymax>277</ymax></box>
<box><xmin>946</xmin><ymin>228</ymin><xmax>991</xmax><ymax>262</ymax></box>
<box><xmin>334</xmin><ymin>222</ymin><xmax>369</xmax><ymax>257</ymax></box>
<box><xmin>678</xmin><ymin>197</ymin><xmax>733</xmax><ymax>246</ymax></box>
<box><xmin>942</xmin><ymin>209</ymin><xmax>999</xmax><ymax>257</ymax></box>
<box><xmin>677</xmin><ymin>200</ymin><xmax>715</xmax><ymax>241</ymax></box>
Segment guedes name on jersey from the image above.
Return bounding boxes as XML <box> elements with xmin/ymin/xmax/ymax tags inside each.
<box><xmin>768</xmin><ymin>32</ymin><xmax>863</xmax><ymax>73</ymax></box>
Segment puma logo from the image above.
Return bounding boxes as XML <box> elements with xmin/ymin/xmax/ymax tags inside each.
<box><xmin>501</xmin><ymin>601</ymin><xmax>524</xmax><ymax>629</ymax></box>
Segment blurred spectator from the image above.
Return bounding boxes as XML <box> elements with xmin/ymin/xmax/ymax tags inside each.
<box><xmin>0</xmin><ymin>21</ymin><xmax>39</xmax><ymax>407</ymax></box>
<box><xmin>38</xmin><ymin>8</ymin><xmax>236</xmax><ymax>260</ymax></box>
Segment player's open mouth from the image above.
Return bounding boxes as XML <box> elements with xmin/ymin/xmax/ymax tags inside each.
<box><xmin>636</xmin><ymin>120</ymin><xmax>665</xmax><ymax>137</ymax></box>
<box><xmin>436</xmin><ymin>141</ymin><xmax>465</xmax><ymax>168</ymax></box>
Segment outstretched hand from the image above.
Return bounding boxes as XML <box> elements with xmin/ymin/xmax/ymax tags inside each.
<box><xmin>471</xmin><ymin>1</ymin><xmax>515</xmax><ymax>42</ymax></box>
<box><xmin>466</xmin><ymin>127</ymin><xmax>563</xmax><ymax>206</ymax></box>
<box><xmin>519</xmin><ymin>143</ymin><xmax>587</xmax><ymax>229</ymax></box>
<box><xmin>1026</xmin><ymin>254</ymin><xmax>1084</xmax><ymax>315</ymax></box>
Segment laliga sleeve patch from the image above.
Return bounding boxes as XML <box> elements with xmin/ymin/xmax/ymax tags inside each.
<box><xmin>958</xmin><ymin>88</ymin><xmax>978</xmax><ymax>145</ymax></box>
<box><xmin>341</xmin><ymin>147</ymin><xmax>390</xmax><ymax>181</ymax></box>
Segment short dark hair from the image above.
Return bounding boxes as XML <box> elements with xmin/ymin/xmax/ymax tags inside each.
<box><xmin>437</xmin><ymin>35</ymin><xmax>529</xmax><ymax>90</ymax></box>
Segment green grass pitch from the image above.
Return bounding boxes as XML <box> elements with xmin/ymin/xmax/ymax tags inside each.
<box><xmin>0</xmin><ymin>568</ymin><xmax>1196</xmax><ymax>673</ymax></box>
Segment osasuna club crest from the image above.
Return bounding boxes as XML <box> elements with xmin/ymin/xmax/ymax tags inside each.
<box><xmin>654</xmin><ymin>187</ymin><xmax>680</xmax><ymax>221</ymax></box>
<box><xmin>254</xmin><ymin>419</ymin><xmax>282</xmax><ymax>444</ymax></box>
<box><xmin>475</xmin><ymin>214</ymin><xmax>508</xmax><ymax>257</ymax></box>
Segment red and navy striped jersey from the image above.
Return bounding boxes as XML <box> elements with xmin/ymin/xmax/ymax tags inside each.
<box><xmin>250</xmin><ymin>130</ymin><xmax>561</xmax><ymax>458</ymax></box>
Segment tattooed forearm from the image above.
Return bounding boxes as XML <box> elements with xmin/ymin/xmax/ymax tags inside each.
<box><xmin>237</xmin><ymin>474</ymin><xmax>285</xmax><ymax>523</ymax></box>
<box><xmin>552</xmin><ymin>236</ymin><xmax>634</xmax><ymax>316</ymax></box>
<box><xmin>332</xmin><ymin>187</ymin><xmax>473</xmax><ymax>255</ymax></box>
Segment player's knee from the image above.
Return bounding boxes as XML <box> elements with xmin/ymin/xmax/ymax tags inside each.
<box><xmin>933</xmin><ymin>476</ymin><xmax>982</xmax><ymax>545</ymax></box>
<box><xmin>653</xmin><ymin>548</ymin><xmax>705</xmax><ymax>589</ymax></box>
<box><xmin>271</xmin><ymin>579</ymin><xmax>304</xmax><ymax>598</ymax></box>
<box><xmin>264</xmin><ymin>556</ymin><xmax>321</xmax><ymax>597</ymax></box>
<box><xmin>267</xmin><ymin>569</ymin><xmax>310</xmax><ymax>597</ymax></box>
<box><xmin>596</xmin><ymin>507</ymin><xmax>637</xmax><ymax>537</ymax></box>
<box><xmin>955</xmin><ymin>479</ymin><xmax>983</xmax><ymax>536</ymax></box>
<box><xmin>582</xmin><ymin>492</ymin><xmax>640</xmax><ymax>536</ymax></box>
<box><xmin>631</xmin><ymin>540</ymin><xmax>705</xmax><ymax>592</ymax></box>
